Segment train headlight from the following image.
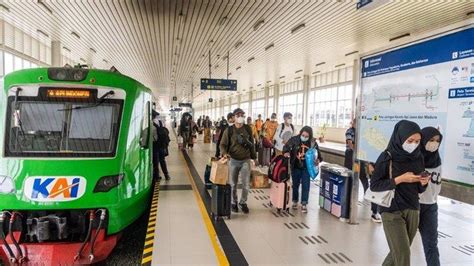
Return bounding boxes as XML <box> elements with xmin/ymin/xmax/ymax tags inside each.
<box><xmin>93</xmin><ymin>174</ymin><xmax>124</xmax><ymax>193</ymax></box>
<box><xmin>0</xmin><ymin>175</ymin><xmax>15</xmax><ymax>194</ymax></box>
<box><xmin>47</xmin><ymin>68</ymin><xmax>89</xmax><ymax>81</ymax></box>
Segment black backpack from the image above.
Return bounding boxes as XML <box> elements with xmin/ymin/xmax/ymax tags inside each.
<box><xmin>279</xmin><ymin>123</ymin><xmax>295</xmax><ymax>137</ymax></box>
<box><xmin>155</xmin><ymin>123</ymin><xmax>170</xmax><ymax>147</ymax></box>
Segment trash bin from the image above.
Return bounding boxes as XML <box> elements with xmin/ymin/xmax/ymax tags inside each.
<box><xmin>320</xmin><ymin>164</ymin><xmax>333</xmax><ymax>212</ymax></box>
<box><xmin>320</xmin><ymin>163</ymin><xmax>352</xmax><ymax>219</ymax></box>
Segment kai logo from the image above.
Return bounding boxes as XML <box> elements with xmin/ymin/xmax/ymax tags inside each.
<box><xmin>24</xmin><ymin>176</ymin><xmax>86</xmax><ymax>202</ymax></box>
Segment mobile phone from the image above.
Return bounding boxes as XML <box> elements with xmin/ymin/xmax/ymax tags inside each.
<box><xmin>420</xmin><ymin>171</ymin><xmax>430</xmax><ymax>178</ymax></box>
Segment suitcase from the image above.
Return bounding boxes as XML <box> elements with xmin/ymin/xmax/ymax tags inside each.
<box><xmin>269</xmin><ymin>181</ymin><xmax>291</xmax><ymax>212</ymax></box>
<box><xmin>258</xmin><ymin>147</ymin><xmax>272</xmax><ymax>166</ymax></box>
<box><xmin>211</xmin><ymin>184</ymin><xmax>231</xmax><ymax>221</ymax></box>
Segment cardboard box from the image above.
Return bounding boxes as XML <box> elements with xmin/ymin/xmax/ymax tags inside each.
<box><xmin>210</xmin><ymin>158</ymin><xmax>229</xmax><ymax>185</ymax></box>
<box><xmin>251</xmin><ymin>170</ymin><xmax>270</xmax><ymax>188</ymax></box>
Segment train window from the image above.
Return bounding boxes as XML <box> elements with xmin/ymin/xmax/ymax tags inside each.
<box><xmin>140</xmin><ymin>101</ymin><xmax>151</xmax><ymax>148</ymax></box>
<box><xmin>5</xmin><ymin>98</ymin><xmax>122</xmax><ymax>157</ymax></box>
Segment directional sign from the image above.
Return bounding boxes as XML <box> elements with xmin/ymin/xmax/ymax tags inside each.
<box><xmin>178</xmin><ymin>102</ymin><xmax>192</xmax><ymax>108</ymax></box>
<box><xmin>200</xmin><ymin>78</ymin><xmax>237</xmax><ymax>91</ymax></box>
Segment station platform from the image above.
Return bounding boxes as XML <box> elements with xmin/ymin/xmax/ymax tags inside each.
<box><xmin>146</xmin><ymin>134</ymin><xmax>474</xmax><ymax>266</ymax></box>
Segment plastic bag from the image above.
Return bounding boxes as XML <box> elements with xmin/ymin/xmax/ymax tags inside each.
<box><xmin>305</xmin><ymin>148</ymin><xmax>319</xmax><ymax>180</ymax></box>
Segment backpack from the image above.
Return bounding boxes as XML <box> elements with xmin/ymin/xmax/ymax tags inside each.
<box><xmin>268</xmin><ymin>155</ymin><xmax>290</xmax><ymax>183</ymax></box>
<box><xmin>227</xmin><ymin>125</ymin><xmax>253</xmax><ymax>147</ymax></box>
<box><xmin>155</xmin><ymin>123</ymin><xmax>170</xmax><ymax>147</ymax></box>
<box><xmin>279</xmin><ymin>123</ymin><xmax>295</xmax><ymax>137</ymax></box>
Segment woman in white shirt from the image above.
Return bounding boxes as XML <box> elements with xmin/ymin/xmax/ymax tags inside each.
<box><xmin>419</xmin><ymin>126</ymin><xmax>443</xmax><ymax>266</ymax></box>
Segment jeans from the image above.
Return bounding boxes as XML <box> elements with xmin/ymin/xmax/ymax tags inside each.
<box><xmin>153</xmin><ymin>147</ymin><xmax>169</xmax><ymax>179</ymax></box>
<box><xmin>381</xmin><ymin>209</ymin><xmax>420</xmax><ymax>266</ymax></box>
<box><xmin>419</xmin><ymin>203</ymin><xmax>440</xmax><ymax>266</ymax></box>
<box><xmin>229</xmin><ymin>158</ymin><xmax>251</xmax><ymax>205</ymax></box>
<box><xmin>291</xmin><ymin>167</ymin><xmax>310</xmax><ymax>205</ymax></box>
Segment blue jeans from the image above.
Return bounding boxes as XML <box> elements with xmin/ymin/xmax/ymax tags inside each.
<box><xmin>419</xmin><ymin>203</ymin><xmax>440</xmax><ymax>266</ymax></box>
<box><xmin>291</xmin><ymin>167</ymin><xmax>310</xmax><ymax>205</ymax></box>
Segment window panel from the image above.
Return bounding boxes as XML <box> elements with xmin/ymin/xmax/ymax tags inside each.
<box><xmin>4</xmin><ymin>53</ymin><xmax>14</xmax><ymax>75</ymax></box>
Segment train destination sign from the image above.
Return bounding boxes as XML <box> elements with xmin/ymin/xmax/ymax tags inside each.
<box><xmin>200</xmin><ymin>78</ymin><xmax>237</xmax><ymax>91</ymax></box>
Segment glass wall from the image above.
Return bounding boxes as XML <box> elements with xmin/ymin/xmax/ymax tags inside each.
<box><xmin>2</xmin><ymin>51</ymin><xmax>39</xmax><ymax>78</ymax></box>
<box><xmin>278</xmin><ymin>93</ymin><xmax>304</xmax><ymax>126</ymax></box>
<box><xmin>252</xmin><ymin>99</ymin><xmax>265</xmax><ymax>120</ymax></box>
<box><xmin>240</xmin><ymin>102</ymin><xmax>249</xmax><ymax>117</ymax></box>
<box><xmin>267</xmin><ymin>97</ymin><xmax>274</xmax><ymax>118</ymax></box>
<box><xmin>308</xmin><ymin>83</ymin><xmax>352</xmax><ymax>128</ymax></box>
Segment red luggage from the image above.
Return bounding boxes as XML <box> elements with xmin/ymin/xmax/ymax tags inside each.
<box><xmin>268</xmin><ymin>155</ymin><xmax>290</xmax><ymax>183</ymax></box>
<box><xmin>269</xmin><ymin>181</ymin><xmax>291</xmax><ymax>212</ymax></box>
<box><xmin>258</xmin><ymin>147</ymin><xmax>272</xmax><ymax>166</ymax></box>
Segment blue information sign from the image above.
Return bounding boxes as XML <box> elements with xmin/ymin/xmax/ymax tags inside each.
<box><xmin>200</xmin><ymin>78</ymin><xmax>237</xmax><ymax>91</ymax></box>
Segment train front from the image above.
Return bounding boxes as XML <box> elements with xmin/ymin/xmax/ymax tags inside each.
<box><xmin>0</xmin><ymin>68</ymin><xmax>138</xmax><ymax>265</ymax></box>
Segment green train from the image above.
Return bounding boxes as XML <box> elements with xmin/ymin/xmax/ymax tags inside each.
<box><xmin>0</xmin><ymin>67</ymin><xmax>154</xmax><ymax>264</ymax></box>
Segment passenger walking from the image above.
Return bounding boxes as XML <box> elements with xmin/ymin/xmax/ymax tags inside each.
<box><xmin>262</xmin><ymin>113</ymin><xmax>279</xmax><ymax>142</ymax></box>
<box><xmin>215</xmin><ymin>113</ymin><xmax>234</xmax><ymax>157</ymax></box>
<box><xmin>274</xmin><ymin>112</ymin><xmax>295</xmax><ymax>156</ymax></box>
<box><xmin>283</xmin><ymin>126</ymin><xmax>322</xmax><ymax>213</ymax></box>
<box><xmin>152</xmin><ymin>111</ymin><xmax>171</xmax><ymax>181</ymax></box>
<box><xmin>246</xmin><ymin>117</ymin><xmax>260</xmax><ymax>146</ymax></box>
<box><xmin>255</xmin><ymin>114</ymin><xmax>264</xmax><ymax>136</ymax></box>
<box><xmin>203</xmin><ymin>116</ymin><xmax>212</xmax><ymax>144</ymax></box>
<box><xmin>418</xmin><ymin>127</ymin><xmax>443</xmax><ymax>266</ymax></box>
<box><xmin>197</xmin><ymin>116</ymin><xmax>203</xmax><ymax>128</ymax></box>
<box><xmin>345</xmin><ymin>118</ymin><xmax>381</xmax><ymax>222</ymax></box>
<box><xmin>370</xmin><ymin>120</ymin><xmax>429</xmax><ymax>266</ymax></box>
<box><xmin>188</xmin><ymin>116</ymin><xmax>200</xmax><ymax>149</ymax></box>
<box><xmin>178</xmin><ymin>113</ymin><xmax>192</xmax><ymax>149</ymax></box>
<box><xmin>220</xmin><ymin>108</ymin><xmax>257</xmax><ymax>214</ymax></box>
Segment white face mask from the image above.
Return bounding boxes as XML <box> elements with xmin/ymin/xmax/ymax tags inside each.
<box><xmin>236</xmin><ymin>117</ymin><xmax>245</xmax><ymax>124</ymax></box>
<box><xmin>402</xmin><ymin>141</ymin><xmax>419</xmax><ymax>154</ymax></box>
<box><xmin>425</xmin><ymin>141</ymin><xmax>440</xmax><ymax>152</ymax></box>
<box><xmin>271</xmin><ymin>118</ymin><xmax>277</xmax><ymax>121</ymax></box>
<box><xmin>286</xmin><ymin>119</ymin><xmax>293</xmax><ymax>124</ymax></box>
<box><xmin>300</xmin><ymin>136</ymin><xmax>309</xmax><ymax>142</ymax></box>
<box><xmin>153</xmin><ymin>118</ymin><xmax>160</xmax><ymax>124</ymax></box>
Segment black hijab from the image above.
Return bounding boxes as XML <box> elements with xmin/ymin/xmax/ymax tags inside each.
<box><xmin>421</xmin><ymin>127</ymin><xmax>443</xmax><ymax>168</ymax></box>
<box><xmin>386</xmin><ymin>120</ymin><xmax>422</xmax><ymax>162</ymax></box>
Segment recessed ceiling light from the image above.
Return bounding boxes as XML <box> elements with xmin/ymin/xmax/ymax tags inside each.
<box><xmin>236</xmin><ymin>66</ymin><xmax>241</xmax><ymax>70</ymax></box>
<box><xmin>335</xmin><ymin>63</ymin><xmax>346</xmax><ymax>68</ymax></box>
<box><xmin>345</xmin><ymin>51</ymin><xmax>359</xmax><ymax>56</ymax></box>
<box><xmin>312</xmin><ymin>71</ymin><xmax>320</xmax><ymax>75</ymax></box>
<box><xmin>295</xmin><ymin>69</ymin><xmax>303</xmax><ymax>74</ymax></box>
<box><xmin>389</xmin><ymin>33</ymin><xmax>410</xmax><ymax>42</ymax></box>
<box><xmin>37</xmin><ymin>0</ymin><xmax>53</xmax><ymax>14</ymax></box>
<box><xmin>248</xmin><ymin>57</ymin><xmax>255</xmax><ymax>63</ymax></box>
<box><xmin>294</xmin><ymin>77</ymin><xmax>301</xmax><ymax>80</ymax></box>
<box><xmin>279</xmin><ymin>76</ymin><xmax>285</xmax><ymax>79</ymax></box>
<box><xmin>253</xmin><ymin>19</ymin><xmax>265</xmax><ymax>31</ymax></box>
<box><xmin>62</xmin><ymin>46</ymin><xmax>71</xmax><ymax>52</ymax></box>
<box><xmin>71</xmin><ymin>31</ymin><xmax>81</xmax><ymax>39</ymax></box>
<box><xmin>291</xmin><ymin>23</ymin><xmax>306</xmax><ymax>34</ymax></box>
<box><xmin>0</xmin><ymin>3</ymin><xmax>10</xmax><ymax>12</ymax></box>
<box><xmin>234</xmin><ymin>40</ymin><xmax>243</xmax><ymax>49</ymax></box>
<box><xmin>103</xmin><ymin>59</ymin><xmax>108</xmax><ymax>63</ymax></box>
<box><xmin>37</xmin><ymin>29</ymin><xmax>49</xmax><ymax>38</ymax></box>
<box><xmin>90</xmin><ymin>48</ymin><xmax>97</xmax><ymax>53</ymax></box>
<box><xmin>316</xmin><ymin>62</ymin><xmax>326</xmax><ymax>66</ymax></box>
<box><xmin>79</xmin><ymin>58</ymin><xmax>86</xmax><ymax>63</ymax></box>
<box><xmin>265</xmin><ymin>43</ymin><xmax>275</xmax><ymax>51</ymax></box>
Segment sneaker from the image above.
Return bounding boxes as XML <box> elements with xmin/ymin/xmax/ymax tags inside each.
<box><xmin>231</xmin><ymin>204</ymin><xmax>239</xmax><ymax>213</ymax></box>
<box><xmin>165</xmin><ymin>175</ymin><xmax>171</xmax><ymax>181</ymax></box>
<box><xmin>292</xmin><ymin>203</ymin><xmax>298</xmax><ymax>210</ymax></box>
<box><xmin>239</xmin><ymin>203</ymin><xmax>250</xmax><ymax>214</ymax></box>
<box><xmin>371</xmin><ymin>213</ymin><xmax>382</xmax><ymax>223</ymax></box>
<box><xmin>301</xmin><ymin>205</ymin><xmax>308</xmax><ymax>213</ymax></box>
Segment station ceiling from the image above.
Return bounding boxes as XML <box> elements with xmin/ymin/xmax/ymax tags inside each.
<box><xmin>1</xmin><ymin>0</ymin><xmax>473</xmax><ymax>109</ymax></box>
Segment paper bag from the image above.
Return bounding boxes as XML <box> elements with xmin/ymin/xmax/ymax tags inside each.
<box><xmin>210</xmin><ymin>158</ymin><xmax>229</xmax><ymax>185</ymax></box>
<box><xmin>251</xmin><ymin>170</ymin><xmax>270</xmax><ymax>188</ymax></box>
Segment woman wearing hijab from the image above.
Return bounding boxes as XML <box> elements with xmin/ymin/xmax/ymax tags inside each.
<box><xmin>370</xmin><ymin>120</ymin><xmax>430</xmax><ymax>266</ymax></box>
<box><xmin>283</xmin><ymin>126</ymin><xmax>323</xmax><ymax>213</ymax></box>
<box><xmin>419</xmin><ymin>127</ymin><xmax>443</xmax><ymax>266</ymax></box>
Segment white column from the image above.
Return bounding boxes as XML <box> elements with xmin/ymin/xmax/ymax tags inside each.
<box><xmin>302</xmin><ymin>75</ymin><xmax>310</xmax><ymax>125</ymax></box>
<box><xmin>51</xmin><ymin>40</ymin><xmax>62</xmax><ymax>67</ymax></box>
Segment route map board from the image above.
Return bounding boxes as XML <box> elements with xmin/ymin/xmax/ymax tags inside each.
<box><xmin>357</xmin><ymin>26</ymin><xmax>474</xmax><ymax>185</ymax></box>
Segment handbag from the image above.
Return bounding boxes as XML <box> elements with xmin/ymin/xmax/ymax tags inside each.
<box><xmin>364</xmin><ymin>156</ymin><xmax>395</xmax><ymax>208</ymax></box>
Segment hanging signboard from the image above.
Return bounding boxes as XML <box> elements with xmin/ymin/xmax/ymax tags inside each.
<box><xmin>200</xmin><ymin>78</ymin><xmax>237</xmax><ymax>91</ymax></box>
<box><xmin>357</xmin><ymin>26</ymin><xmax>474</xmax><ymax>185</ymax></box>
<box><xmin>178</xmin><ymin>102</ymin><xmax>192</xmax><ymax>108</ymax></box>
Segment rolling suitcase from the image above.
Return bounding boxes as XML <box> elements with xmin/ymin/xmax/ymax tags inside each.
<box><xmin>204</xmin><ymin>164</ymin><xmax>212</xmax><ymax>189</ymax></box>
<box><xmin>269</xmin><ymin>181</ymin><xmax>291</xmax><ymax>213</ymax></box>
<box><xmin>211</xmin><ymin>184</ymin><xmax>231</xmax><ymax>221</ymax></box>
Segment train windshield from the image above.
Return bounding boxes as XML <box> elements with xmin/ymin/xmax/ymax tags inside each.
<box><xmin>5</xmin><ymin>95</ymin><xmax>123</xmax><ymax>157</ymax></box>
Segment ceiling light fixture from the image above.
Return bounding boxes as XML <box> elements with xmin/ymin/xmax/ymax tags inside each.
<box><xmin>0</xmin><ymin>3</ymin><xmax>10</xmax><ymax>12</ymax></box>
<box><xmin>71</xmin><ymin>31</ymin><xmax>81</xmax><ymax>39</ymax></box>
<box><xmin>312</xmin><ymin>71</ymin><xmax>321</xmax><ymax>75</ymax></box>
<box><xmin>36</xmin><ymin>29</ymin><xmax>49</xmax><ymax>38</ymax></box>
<box><xmin>103</xmin><ymin>59</ymin><xmax>109</xmax><ymax>63</ymax></box>
<box><xmin>62</xmin><ymin>46</ymin><xmax>71</xmax><ymax>52</ymax></box>
<box><xmin>257</xmin><ymin>84</ymin><xmax>262</xmax><ymax>87</ymax></box>
<box><xmin>316</xmin><ymin>62</ymin><xmax>326</xmax><ymax>66</ymax></box>
<box><xmin>335</xmin><ymin>63</ymin><xmax>346</xmax><ymax>68</ymax></box>
<box><xmin>234</xmin><ymin>40</ymin><xmax>243</xmax><ymax>49</ymax></box>
<box><xmin>345</xmin><ymin>50</ymin><xmax>359</xmax><ymax>56</ymax></box>
<box><xmin>291</xmin><ymin>23</ymin><xmax>306</xmax><ymax>34</ymax></box>
<box><xmin>90</xmin><ymin>48</ymin><xmax>97</xmax><ymax>53</ymax></box>
<box><xmin>248</xmin><ymin>57</ymin><xmax>255</xmax><ymax>63</ymax></box>
<box><xmin>236</xmin><ymin>66</ymin><xmax>241</xmax><ymax>70</ymax></box>
<box><xmin>218</xmin><ymin>16</ymin><xmax>229</xmax><ymax>26</ymax></box>
<box><xmin>279</xmin><ymin>76</ymin><xmax>285</xmax><ymax>79</ymax></box>
<box><xmin>79</xmin><ymin>58</ymin><xmax>86</xmax><ymax>63</ymax></box>
<box><xmin>467</xmin><ymin>11</ymin><xmax>474</xmax><ymax>16</ymax></box>
<box><xmin>37</xmin><ymin>0</ymin><xmax>53</xmax><ymax>14</ymax></box>
<box><xmin>253</xmin><ymin>19</ymin><xmax>265</xmax><ymax>31</ymax></box>
<box><xmin>294</xmin><ymin>77</ymin><xmax>301</xmax><ymax>80</ymax></box>
<box><xmin>389</xmin><ymin>33</ymin><xmax>410</xmax><ymax>42</ymax></box>
<box><xmin>295</xmin><ymin>69</ymin><xmax>303</xmax><ymax>74</ymax></box>
<box><xmin>265</xmin><ymin>43</ymin><xmax>275</xmax><ymax>51</ymax></box>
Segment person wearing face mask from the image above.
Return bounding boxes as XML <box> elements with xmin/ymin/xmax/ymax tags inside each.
<box><xmin>418</xmin><ymin>127</ymin><xmax>443</xmax><ymax>266</ymax></box>
<box><xmin>370</xmin><ymin>120</ymin><xmax>429</xmax><ymax>266</ymax></box>
<box><xmin>247</xmin><ymin>116</ymin><xmax>260</xmax><ymax>145</ymax></box>
<box><xmin>220</xmin><ymin>108</ymin><xmax>257</xmax><ymax>214</ymax></box>
<box><xmin>215</xmin><ymin>112</ymin><xmax>234</xmax><ymax>157</ymax></box>
<box><xmin>262</xmin><ymin>113</ymin><xmax>279</xmax><ymax>142</ymax></box>
<box><xmin>283</xmin><ymin>126</ymin><xmax>322</xmax><ymax>213</ymax></box>
<box><xmin>152</xmin><ymin>111</ymin><xmax>171</xmax><ymax>181</ymax></box>
<box><xmin>274</xmin><ymin>112</ymin><xmax>295</xmax><ymax>156</ymax></box>
<box><xmin>255</xmin><ymin>114</ymin><xmax>264</xmax><ymax>136</ymax></box>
